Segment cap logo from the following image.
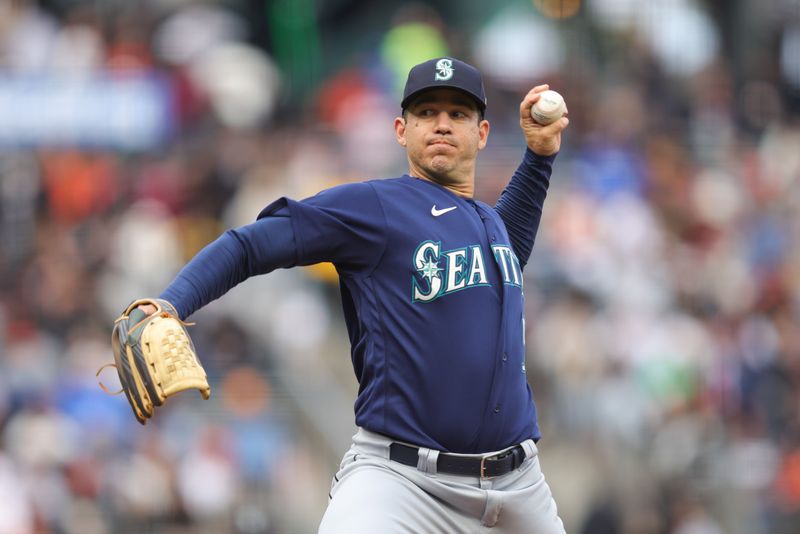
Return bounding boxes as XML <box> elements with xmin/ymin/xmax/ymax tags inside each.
<box><xmin>434</xmin><ymin>59</ymin><xmax>454</xmax><ymax>81</ymax></box>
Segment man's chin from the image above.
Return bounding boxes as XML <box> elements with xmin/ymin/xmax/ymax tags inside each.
<box><xmin>428</xmin><ymin>157</ymin><xmax>455</xmax><ymax>176</ymax></box>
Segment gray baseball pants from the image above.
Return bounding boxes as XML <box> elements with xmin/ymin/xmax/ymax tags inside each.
<box><xmin>318</xmin><ymin>428</ymin><xmax>565</xmax><ymax>533</ymax></box>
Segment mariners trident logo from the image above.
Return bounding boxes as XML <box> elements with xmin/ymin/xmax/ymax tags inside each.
<box><xmin>434</xmin><ymin>59</ymin><xmax>454</xmax><ymax>81</ymax></box>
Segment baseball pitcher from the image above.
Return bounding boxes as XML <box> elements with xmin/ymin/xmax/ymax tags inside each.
<box><xmin>109</xmin><ymin>57</ymin><xmax>569</xmax><ymax>533</ymax></box>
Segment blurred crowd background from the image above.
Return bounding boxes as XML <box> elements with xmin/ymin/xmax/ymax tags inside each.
<box><xmin>1</xmin><ymin>0</ymin><xmax>799</xmax><ymax>532</ymax></box>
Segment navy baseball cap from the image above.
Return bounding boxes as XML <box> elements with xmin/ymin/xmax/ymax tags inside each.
<box><xmin>401</xmin><ymin>57</ymin><xmax>487</xmax><ymax>112</ymax></box>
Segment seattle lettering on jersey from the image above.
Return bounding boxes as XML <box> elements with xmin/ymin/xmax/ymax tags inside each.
<box><xmin>412</xmin><ymin>240</ymin><xmax>523</xmax><ymax>303</ymax></box>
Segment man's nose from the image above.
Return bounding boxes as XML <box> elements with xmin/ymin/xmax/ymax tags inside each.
<box><xmin>433</xmin><ymin>111</ymin><xmax>453</xmax><ymax>133</ymax></box>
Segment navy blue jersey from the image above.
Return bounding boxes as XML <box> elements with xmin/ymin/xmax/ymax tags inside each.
<box><xmin>161</xmin><ymin>149</ymin><xmax>554</xmax><ymax>453</ymax></box>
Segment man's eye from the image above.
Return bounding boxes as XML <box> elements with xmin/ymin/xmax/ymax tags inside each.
<box><xmin>452</xmin><ymin>111</ymin><xmax>467</xmax><ymax>119</ymax></box>
<box><xmin>419</xmin><ymin>109</ymin><xmax>435</xmax><ymax>117</ymax></box>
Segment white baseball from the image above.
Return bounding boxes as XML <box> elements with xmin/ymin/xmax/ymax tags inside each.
<box><xmin>530</xmin><ymin>90</ymin><xmax>566</xmax><ymax>125</ymax></box>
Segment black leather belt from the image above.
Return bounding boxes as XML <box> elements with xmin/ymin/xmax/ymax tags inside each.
<box><xmin>389</xmin><ymin>442</ymin><xmax>526</xmax><ymax>478</ymax></box>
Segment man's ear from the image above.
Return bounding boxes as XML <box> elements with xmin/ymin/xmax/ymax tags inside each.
<box><xmin>478</xmin><ymin>119</ymin><xmax>490</xmax><ymax>150</ymax></box>
<box><xmin>394</xmin><ymin>116</ymin><xmax>407</xmax><ymax>147</ymax></box>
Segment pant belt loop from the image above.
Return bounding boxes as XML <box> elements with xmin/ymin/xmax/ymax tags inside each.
<box><xmin>519</xmin><ymin>439</ymin><xmax>537</xmax><ymax>461</ymax></box>
<box><xmin>417</xmin><ymin>447</ymin><xmax>439</xmax><ymax>475</ymax></box>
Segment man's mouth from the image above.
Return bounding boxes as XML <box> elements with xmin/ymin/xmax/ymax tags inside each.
<box><xmin>429</xmin><ymin>139</ymin><xmax>455</xmax><ymax>147</ymax></box>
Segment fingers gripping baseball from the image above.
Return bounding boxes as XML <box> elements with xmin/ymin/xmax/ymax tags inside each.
<box><xmin>520</xmin><ymin>84</ymin><xmax>569</xmax><ymax>157</ymax></box>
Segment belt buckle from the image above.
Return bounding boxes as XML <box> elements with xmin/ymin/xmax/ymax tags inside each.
<box><xmin>480</xmin><ymin>448</ymin><xmax>517</xmax><ymax>479</ymax></box>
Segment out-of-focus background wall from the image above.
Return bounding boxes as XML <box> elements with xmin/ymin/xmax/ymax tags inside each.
<box><xmin>0</xmin><ymin>0</ymin><xmax>799</xmax><ymax>532</ymax></box>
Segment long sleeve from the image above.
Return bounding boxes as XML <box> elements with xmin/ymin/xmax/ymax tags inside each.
<box><xmin>159</xmin><ymin>210</ymin><xmax>296</xmax><ymax>319</ymax></box>
<box><xmin>494</xmin><ymin>148</ymin><xmax>556</xmax><ymax>269</ymax></box>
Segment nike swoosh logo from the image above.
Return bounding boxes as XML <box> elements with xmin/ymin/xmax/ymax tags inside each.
<box><xmin>431</xmin><ymin>205</ymin><xmax>457</xmax><ymax>217</ymax></box>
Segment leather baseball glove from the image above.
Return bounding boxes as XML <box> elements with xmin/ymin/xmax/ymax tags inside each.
<box><xmin>100</xmin><ymin>298</ymin><xmax>211</xmax><ymax>424</ymax></box>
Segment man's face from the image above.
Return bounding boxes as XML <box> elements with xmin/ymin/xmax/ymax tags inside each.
<box><xmin>394</xmin><ymin>89</ymin><xmax>489</xmax><ymax>186</ymax></box>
